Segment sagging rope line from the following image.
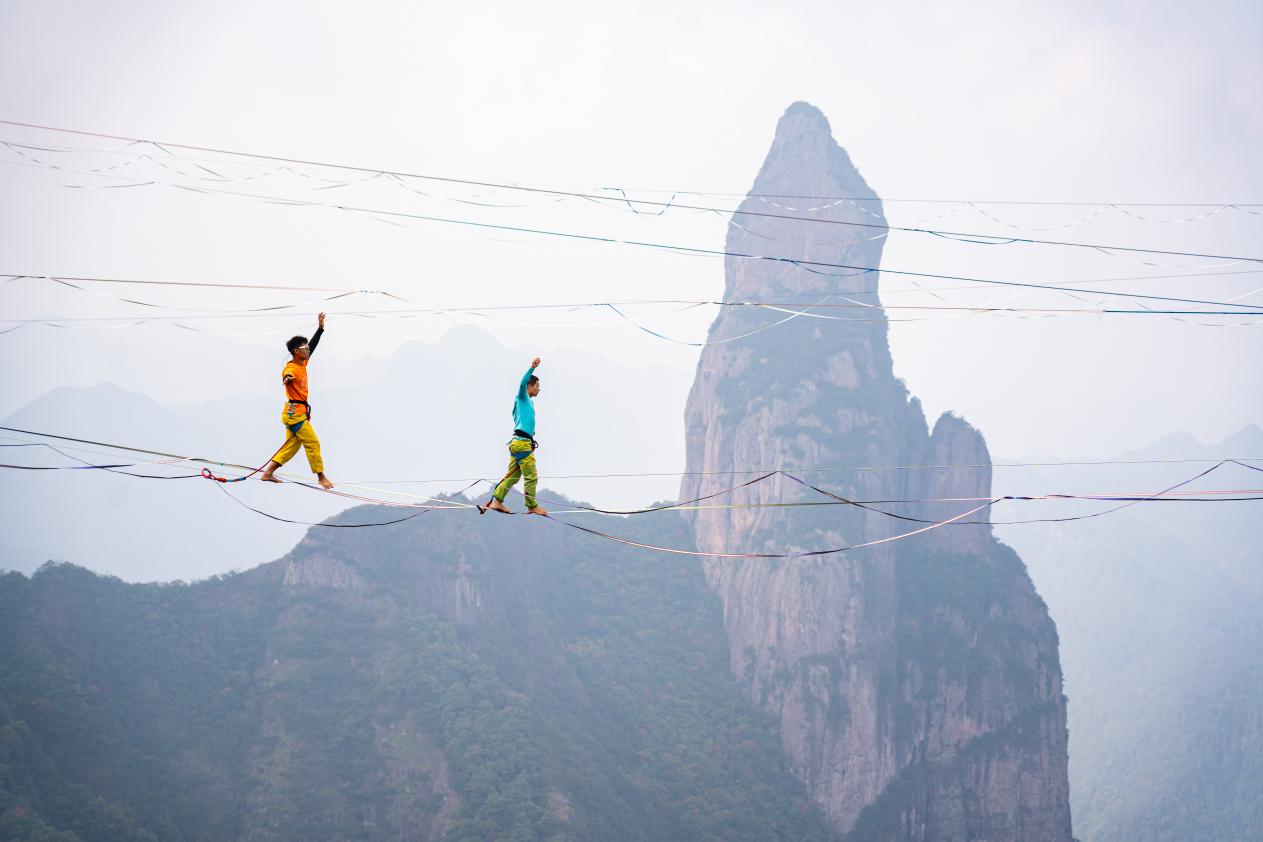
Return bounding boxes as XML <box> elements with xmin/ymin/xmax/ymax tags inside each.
<box><xmin>497</xmin><ymin>463</ymin><xmax>1262</xmax><ymax>526</ymax></box>
<box><xmin>779</xmin><ymin>464</ymin><xmax>1263</xmax><ymax>527</ymax></box>
<box><xmin>0</xmin><ymin>440</ymin><xmax>476</xmax><ymax>529</ymax></box>
<box><xmin>2</xmin><ymin>120</ymin><xmax>1260</xmax><ymax>264</ymax></box>
<box><xmin>9</xmin><ymin>429</ymin><xmax>1263</xmax><ymax>519</ymax></box>
<box><xmin>141</xmin><ymin>182</ymin><xmax>1263</xmax><ymax>310</ymax></box>
<box><xmin>4</xmin><ymin>453</ymin><xmax>1260</xmax><ymax>507</ymax></box>
<box><xmin>3</xmin><ymin>301</ymin><xmax>1260</xmax><ymax>344</ymax></box>
<box><xmin>4</xmin><ymin>429</ymin><xmax>1260</xmax><ymax>551</ymax></box>
<box><xmin>25</xmin><ymin>116</ymin><xmax>1263</xmax><ymax>277</ymax></box>
<box><xmin>7</xmin><ymin>179</ymin><xmax>1263</xmax><ymax>311</ymax></box>
<box><xmin>4</xmin><ymin>425</ymin><xmax>1261</xmax><ymax>483</ymax></box>
<box><xmin>0</xmin><ymin>273</ymin><xmax>375</xmax><ymax>294</ymax></box>
<box><xmin>4</xmin><ymin>126</ymin><xmax>1260</xmax><ymax>210</ymax></box>
<box><xmin>10</xmin><ymin>273</ymin><xmax>1262</xmax><ymax>342</ymax></box>
<box><xmin>528</xmin><ymin>460</ymin><xmax>1263</xmax><ymax>558</ymax></box>
<box><xmin>0</xmin><ymin>432</ymin><xmax>1000</xmax><ymax>550</ymax></box>
<box><xmin>2</xmin><ymin>153</ymin><xmax>1254</xmax><ymax>277</ymax></box>
<box><xmin>287</xmin><ymin>453</ymin><xmax>1263</xmax><ymax>481</ymax></box>
<box><xmin>541</xmin><ymin>500</ymin><xmax>1002</xmax><ymax>559</ymax></box>
<box><xmin>46</xmin><ymin>276</ymin><xmax>380</xmax><ymax>315</ymax></box>
<box><xmin>8</xmin><ymin>297</ymin><xmax>1263</xmax><ymax>326</ymax></box>
<box><xmin>481</xmin><ymin>470</ymin><xmax>778</xmax><ymax>516</ymax></box>
<box><xmin>0</xmin><ymin>433</ymin><xmax>481</xmax><ymax>511</ymax></box>
<box><xmin>0</xmin><ymin>425</ymin><xmax>474</xmax><ymax>511</ymax></box>
<box><xmin>209</xmin><ymin>478</ymin><xmax>483</xmax><ymax>529</ymax></box>
<box><xmin>15</xmin><ymin>433</ymin><xmax>1259</xmax><ymax>518</ymax></box>
<box><xmin>1</xmin><ymin>441</ymin><xmax>203</xmax><ymax>479</ymax></box>
<box><xmin>8</xmin><ymin>140</ymin><xmax>1255</xmax><ymax>238</ymax></box>
<box><xmin>535</xmin><ymin>492</ymin><xmax>1263</xmax><ymax>512</ymax></box>
<box><xmin>11</xmin><ymin>137</ymin><xmax>1263</xmax><ymax>215</ymax></box>
<box><xmin>0</xmin><ymin>423</ymin><xmax>289</xmax><ymax>487</ymax></box>
<box><xmin>498</xmin><ymin>468</ymin><xmax>1261</xmax><ymax>515</ymax></box>
<box><xmin>9</xmin><ymin>266</ymin><xmax>1262</xmax><ymax>297</ymax></box>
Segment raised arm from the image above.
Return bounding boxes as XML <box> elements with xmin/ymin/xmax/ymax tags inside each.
<box><xmin>308</xmin><ymin>312</ymin><xmax>326</xmax><ymax>355</ymax></box>
<box><xmin>517</xmin><ymin>356</ymin><xmax>540</xmax><ymax>398</ymax></box>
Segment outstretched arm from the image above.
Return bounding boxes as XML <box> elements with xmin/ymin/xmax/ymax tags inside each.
<box><xmin>517</xmin><ymin>356</ymin><xmax>540</xmax><ymax>398</ymax></box>
<box><xmin>308</xmin><ymin>312</ymin><xmax>326</xmax><ymax>355</ymax></box>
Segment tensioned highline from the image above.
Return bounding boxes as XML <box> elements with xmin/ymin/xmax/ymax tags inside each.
<box><xmin>10</xmin><ymin>436</ymin><xmax>1259</xmax><ymax>508</ymax></box>
<box><xmin>10</xmin><ymin>441</ymin><xmax>1262</xmax><ymax>506</ymax></box>
<box><xmin>7</xmin><ymin>268</ymin><xmax>1263</xmax><ymax>332</ymax></box>
<box><xmin>4</xmin><ymin>427</ymin><xmax>1260</xmax><ymax>508</ymax></box>
<box><xmin>5</xmin><ymin>294</ymin><xmax>1262</xmax><ymax>322</ymax></box>
<box><xmin>3</xmin><ymin>429</ymin><xmax>1258</xmax><ymax>479</ymax></box>
<box><xmin>6</xmin><ymin>129</ymin><xmax>1262</xmax><ymax>209</ymax></box>
<box><xmin>5</xmin><ymin>139</ymin><xmax>1259</xmax><ymax>235</ymax></box>
<box><xmin>8</xmin><ymin>175</ymin><xmax>1262</xmax><ymax>311</ymax></box>
<box><xmin>3</xmin><ymin>286</ymin><xmax>1260</xmax><ymax>344</ymax></box>
<box><xmin>5</xmin><ymin>150</ymin><xmax>1254</xmax><ymax>280</ymax></box>
<box><xmin>4</xmin><ymin>305</ymin><xmax>1260</xmax><ymax>329</ymax></box>
<box><xmin>8</xmin><ymin>267</ymin><xmax>1263</xmax><ymax>294</ymax></box>
<box><xmin>6</xmin><ymin>271</ymin><xmax>1263</xmax><ymax>314</ymax></box>
<box><xmin>3</xmin><ymin>428</ymin><xmax>1259</xmax><ymax>553</ymax></box>
<box><xmin>2</xmin><ymin>119</ymin><xmax>1260</xmax><ymax>264</ymax></box>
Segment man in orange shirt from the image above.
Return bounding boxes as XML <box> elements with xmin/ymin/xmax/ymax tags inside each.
<box><xmin>259</xmin><ymin>312</ymin><xmax>334</xmax><ymax>488</ymax></box>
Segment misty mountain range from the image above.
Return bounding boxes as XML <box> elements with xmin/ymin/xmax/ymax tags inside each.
<box><xmin>996</xmin><ymin>426</ymin><xmax>1263</xmax><ymax>842</ymax></box>
<box><xmin>2</xmin><ymin>101</ymin><xmax>1259</xmax><ymax>841</ymax></box>
<box><xmin>0</xmin><ymin>324</ymin><xmax>692</xmax><ymax>581</ymax></box>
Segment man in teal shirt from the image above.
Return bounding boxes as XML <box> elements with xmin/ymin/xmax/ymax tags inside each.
<box><xmin>482</xmin><ymin>356</ymin><xmax>547</xmax><ymax>515</ymax></box>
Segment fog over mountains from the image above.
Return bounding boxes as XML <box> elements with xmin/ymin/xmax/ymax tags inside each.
<box><xmin>2</xmin><ymin>101</ymin><xmax>1260</xmax><ymax>842</ymax></box>
<box><xmin>0</xmin><ymin>325</ymin><xmax>692</xmax><ymax>581</ymax></box>
<box><xmin>1</xmin><ymin>100</ymin><xmax>1069</xmax><ymax>842</ymax></box>
<box><xmin>996</xmin><ymin>425</ymin><xmax>1263</xmax><ymax>842</ymax></box>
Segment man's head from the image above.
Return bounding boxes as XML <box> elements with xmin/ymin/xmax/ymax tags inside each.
<box><xmin>287</xmin><ymin>335</ymin><xmax>311</xmax><ymax>360</ymax></box>
<box><xmin>527</xmin><ymin>374</ymin><xmax>541</xmax><ymax>397</ymax></box>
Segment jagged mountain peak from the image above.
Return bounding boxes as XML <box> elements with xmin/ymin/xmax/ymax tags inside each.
<box><xmin>749</xmin><ymin>101</ymin><xmax>882</xmax><ymax>216</ymax></box>
<box><xmin>682</xmin><ymin>103</ymin><xmax>1071</xmax><ymax>840</ymax></box>
<box><xmin>768</xmin><ymin>101</ymin><xmax>836</xmax><ymax>155</ymax></box>
<box><xmin>724</xmin><ymin>101</ymin><xmax>885</xmax><ymax>304</ymax></box>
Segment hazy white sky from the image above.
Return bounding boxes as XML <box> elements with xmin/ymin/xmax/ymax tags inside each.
<box><xmin>2</xmin><ymin>0</ymin><xmax>1261</xmax><ymax>465</ymax></box>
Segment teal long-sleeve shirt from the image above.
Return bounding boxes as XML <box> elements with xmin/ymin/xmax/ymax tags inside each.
<box><xmin>512</xmin><ymin>367</ymin><xmax>536</xmax><ymax>437</ymax></box>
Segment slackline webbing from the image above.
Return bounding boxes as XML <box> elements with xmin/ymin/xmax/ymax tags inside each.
<box><xmin>3</xmin><ymin>425</ymin><xmax>1259</xmax><ymax>552</ymax></box>
<box><xmin>2</xmin><ymin>120</ymin><xmax>1259</xmax><ymax>264</ymax></box>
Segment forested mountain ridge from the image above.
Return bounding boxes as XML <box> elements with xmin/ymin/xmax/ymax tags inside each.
<box><xmin>0</xmin><ymin>501</ymin><xmax>834</xmax><ymax>841</ymax></box>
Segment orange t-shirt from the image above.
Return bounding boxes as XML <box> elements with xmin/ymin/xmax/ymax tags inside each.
<box><xmin>282</xmin><ymin>358</ymin><xmax>310</xmax><ymax>405</ymax></box>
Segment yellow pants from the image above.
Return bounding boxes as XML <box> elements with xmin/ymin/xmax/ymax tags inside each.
<box><xmin>275</xmin><ymin>409</ymin><xmax>323</xmax><ymax>474</ymax></box>
<box><xmin>493</xmin><ymin>438</ymin><xmax>537</xmax><ymax>508</ymax></box>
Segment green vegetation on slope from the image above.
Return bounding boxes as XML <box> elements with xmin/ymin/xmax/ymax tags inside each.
<box><xmin>0</xmin><ymin>498</ymin><xmax>834</xmax><ymax>841</ymax></box>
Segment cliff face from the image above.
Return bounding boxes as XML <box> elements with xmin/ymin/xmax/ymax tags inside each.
<box><xmin>680</xmin><ymin>102</ymin><xmax>1072</xmax><ymax>840</ymax></box>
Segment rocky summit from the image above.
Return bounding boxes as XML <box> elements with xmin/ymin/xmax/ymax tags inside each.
<box><xmin>680</xmin><ymin>101</ymin><xmax>1072</xmax><ymax>840</ymax></box>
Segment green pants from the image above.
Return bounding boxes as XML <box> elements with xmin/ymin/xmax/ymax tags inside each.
<box><xmin>493</xmin><ymin>438</ymin><xmax>537</xmax><ymax>508</ymax></box>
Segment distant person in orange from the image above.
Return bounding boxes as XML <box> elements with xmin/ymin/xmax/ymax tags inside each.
<box><xmin>259</xmin><ymin>312</ymin><xmax>334</xmax><ymax>488</ymax></box>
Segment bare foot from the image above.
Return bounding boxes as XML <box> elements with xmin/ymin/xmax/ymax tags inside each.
<box><xmin>527</xmin><ymin>506</ymin><xmax>549</xmax><ymax>516</ymax></box>
<box><xmin>260</xmin><ymin>472</ymin><xmax>282</xmax><ymax>484</ymax></box>
<box><xmin>488</xmin><ymin>499</ymin><xmax>513</xmax><ymax>514</ymax></box>
<box><xmin>317</xmin><ymin>474</ymin><xmax>334</xmax><ymax>489</ymax></box>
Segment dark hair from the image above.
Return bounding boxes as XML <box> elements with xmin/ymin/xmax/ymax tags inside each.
<box><xmin>286</xmin><ymin>335</ymin><xmax>309</xmax><ymax>353</ymax></box>
<box><xmin>528</xmin><ymin>375</ymin><xmax>540</xmax><ymax>387</ymax></box>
